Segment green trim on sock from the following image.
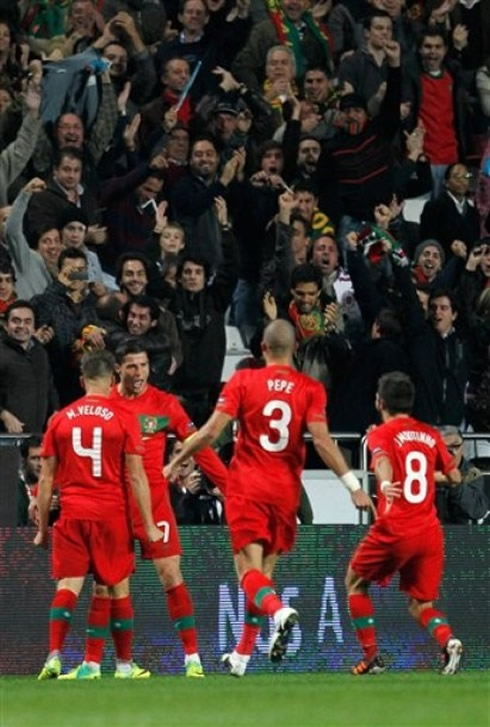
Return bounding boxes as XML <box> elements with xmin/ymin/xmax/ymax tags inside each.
<box><xmin>426</xmin><ymin>616</ymin><xmax>448</xmax><ymax>635</ymax></box>
<box><xmin>254</xmin><ymin>586</ymin><xmax>275</xmax><ymax>609</ymax></box>
<box><xmin>173</xmin><ymin>616</ymin><xmax>196</xmax><ymax>631</ymax></box>
<box><xmin>352</xmin><ymin>616</ymin><xmax>375</xmax><ymax>630</ymax></box>
<box><xmin>111</xmin><ymin>618</ymin><xmax>134</xmax><ymax>632</ymax></box>
<box><xmin>245</xmin><ymin>612</ymin><xmax>263</xmax><ymax>627</ymax></box>
<box><xmin>86</xmin><ymin>625</ymin><xmax>109</xmax><ymax>639</ymax></box>
<box><xmin>50</xmin><ymin>607</ymin><xmax>73</xmax><ymax>622</ymax></box>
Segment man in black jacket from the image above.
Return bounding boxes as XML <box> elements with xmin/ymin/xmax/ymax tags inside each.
<box><xmin>168</xmin><ymin>226</ymin><xmax>238</xmax><ymax>426</ymax></box>
<box><xmin>317</xmin><ymin>40</ymin><xmax>401</xmax><ymax>223</ymax></box>
<box><xmin>105</xmin><ymin>294</ymin><xmax>174</xmax><ymax>392</ymax></box>
<box><xmin>419</xmin><ymin>163</ymin><xmax>480</xmax><ymax>259</ymax></box>
<box><xmin>0</xmin><ymin>300</ymin><xmax>58</xmax><ymax>434</ymax></box>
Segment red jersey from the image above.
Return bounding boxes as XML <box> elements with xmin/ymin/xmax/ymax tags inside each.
<box><xmin>41</xmin><ymin>394</ymin><xmax>144</xmax><ymax>520</ymax></box>
<box><xmin>216</xmin><ymin>365</ymin><xmax>327</xmax><ymax>507</ymax></box>
<box><xmin>367</xmin><ymin>416</ymin><xmax>455</xmax><ymax>536</ymax></box>
<box><xmin>110</xmin><ymin>384</ymin><xmax>228</xmax><ymax>493</ymax></box>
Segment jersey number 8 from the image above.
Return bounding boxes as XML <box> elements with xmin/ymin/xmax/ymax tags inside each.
<box><xmin>72</xmin><ymin>426</ymin><xmax>103</xmax><ymax>478</ymax></box>
<box><xmin>403</xmin><ymin>451</ymin><xmax>428</xmax><ymax>503</ymax></box>
<box><xmin>259</xmin><ymin>400</ymin><xmax>292</xmax><ymax>453</ymax></box>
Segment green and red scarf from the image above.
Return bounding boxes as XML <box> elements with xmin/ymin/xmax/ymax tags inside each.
<box><xmin>267</xmin><ymin>0</ymin><xmax>332</xmax><ymax>78</ymax></box>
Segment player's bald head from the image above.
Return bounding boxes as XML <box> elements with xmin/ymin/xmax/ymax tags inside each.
<box><xmin>262</xmin><ymin>319</ymin><xmax>296</xmax><ymax>357</ymax></box>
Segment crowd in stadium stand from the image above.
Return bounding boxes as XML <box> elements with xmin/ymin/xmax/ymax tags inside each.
<box><xmin>0</xmin><ymin>0</ymin><xmax>489</xmax><ymax>524</ymax></box>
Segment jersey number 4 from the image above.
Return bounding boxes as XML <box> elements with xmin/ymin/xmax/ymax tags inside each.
<box><xmin>72</xmin><ymin>427</ymin><xmax>103</xmax><ymax>478</ymax></box>
<box><xmin>403</xmin><ymin>452</ymin><xmax>428</xmax><ymax>503</ymax></box>
<box><xmin>259</xmin><ymin>400</ymin><xmax>292</xmax><ymax>452</ymax></box>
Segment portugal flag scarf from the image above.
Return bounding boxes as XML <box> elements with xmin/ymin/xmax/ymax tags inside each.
<box><xmin>267</xmin><ymin>0</ymin><xmax>332</xmax><ymax>78</ymax></box>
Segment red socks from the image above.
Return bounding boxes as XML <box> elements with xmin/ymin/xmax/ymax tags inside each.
<box><xmin>348</xmin><ymin>593</ymin><xmax>378</xmax><ymax>662</ymax></box>
<box><xmin>85</xmin><ymin>596</ymin><xmax>110</xmax><ymax>664</ymax></box>
<box><xmin>418</xmin><ymin>607</ymin><xmax>453</xmax><ymax>647</ymax></box>
<box><xmin>110</xmin><ymin>596</ymin><xmax>134</xmax><ymax>662</ymax></box>
<box><xmin>166</xmin><ymin>583</ymin><xmax>198</xmax><ymax>656</ymax></box>
<box><xmin>236</xmin><ymin>599</ymin><xmax>264</xmax><ymax>656</ymax></box>
<box><xmin>49</xmin><ymin>589</ymin><xmax>78</xmax><ymax>653</ymax></box>
<box><xmin>241</xmin><ymin>570</ymin><xmax>283</xmax><ymax>616</ymax></box>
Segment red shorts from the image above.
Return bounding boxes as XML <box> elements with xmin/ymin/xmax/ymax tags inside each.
<box><xmin>133</xmin><ymin>491</ymin><xmax>182</xmax><ymax>560</ymax></box>
<box><xmin>349</xmin><ymin>521</ymin><xmax>444</xmax><ymax>601</ymax></box>
<box><xmin>52</xmin><ymin>517</ymin><xmax>134</xmax><ymax>587</ymax></box>
<box><xmin>225</xmin><ymin>496</ymin><xmax>297</xmax><ymax>556</ymax></box>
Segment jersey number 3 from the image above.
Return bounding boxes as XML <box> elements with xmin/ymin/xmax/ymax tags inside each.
<box><xmin>259</xmin><ymin>400</ymin><xmax>292</xmax><ymax>452</ymax></box>
<box><xmin>403</xmin><ymin>452</ymin><xmax>428</xmax><ymax>503</ymax></box>
<box><xmin>72</xmin><ymin>427</ymin><xmax>103</xmax><ymax>478</ymax></box>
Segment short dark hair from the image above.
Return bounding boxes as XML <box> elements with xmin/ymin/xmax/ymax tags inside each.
<box><xmin>0</xmin><ymin>260</ymin><xmax>15</xmax><ymax>281</ymax></box>
<box><xmin>290</xmin><ymin>263</ymin><xmax>322</xmax><ymax>290</ymax></box>
<box><xmin>115</xmin><ymin>252</ymin><xmax>151</xmax><ymax>286</ymax></box>
<box><xmin>363</xmin><ymin>8</ymin><xmax>392</xmax><ymax>30</ymax></box>
<box><xmin>374</xmin><ymin>308</ymin><xmax>402</xmax><ymax>338</ymax></box>
<box><xmin>58</xmin><ymin>246</ymin><xmax>87</xmax><ymax>269</ymax></box>
<box><xmin>429</xmin><ymin>288</ymin><xmax>458</xmax><ymax>313</ymax></box>
<box><xmin>257</xmin><ymin>140</ymin><xmax>283</xmax><ymax>164</ymax></box>
<box><xmin>418</xmin><ymin>27</ymin><xmax>448</xmax><ymax>50</ymax></box>
<box><xmin>178</xmin><ymin>255</ymin><xmax>210</xmax><ymax>281</ymax></box>
<box><xmin>5</xmin><ymin>299</ymin><xmax>36</xmax><ymax>323</ymax></box>
<box><xmin>444</xmin><ymin>162</ymin><xmax>467</xmax><ymax>181</ymax></box>
<box><xmin>377</xmin><ymin>371</ymin><xmax>415</xmax><ymax>415</ymax></box>
<box><xmin>20</xmin><ymin>435</ymin><xmax>43</xmax><ymax>459</ymax></box>
<box><xmin>115</xmin><ymin>339</ymin><xmax>149</xmax><ymax>364</ymax></box>
<box><xmin>53</xmin><ymin>146</ymin><xmax>84</xmax><ymax>168</ymax></box>
<box><xmin>80</xmin><ymin>349</ymin><xmax>116</xmax><ymax>380</ymax></box>
<box><xmin>290</xmin><ymin>213</ymin><xmax>310</xmax><ymax>233</ymax></box>
<box><xmin>293</xmin><ymin>180</ymin><xmax>319</xmax><ymax>198</ymax></box>
<box><xmin>122</xmin><ymin>294</ymin><xmax>160</xmax><ymax>325</ymax></box>
<box><xmin>190</xmin><ymin>134</ymin><xmax>219</xmax><ymax>156</ymax></box>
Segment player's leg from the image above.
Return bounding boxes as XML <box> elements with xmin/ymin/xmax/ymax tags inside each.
<box><xmin>38</xmin><ymin>576</ymin><xmax>85</xmax><ymax>680</ymax></box>
<box><xmin>222</xmin><ymin>550</ymin><xmax>272</xmax><ymax>677</ymax></box>
<box><xmin>238</xmin><ymin>544</ymin><xmax>299</xmax><ymax>663</ymax></box>
<box><xmin>109</xmin><ymin>579</ymin><xmax>150</xmax><ymax>678</ymax></box>
<box><xmin>345</xmin><ymin>565</ymin><xmax>385</xmax><ymax>675</ymax></box>
<box><xmin>153</xmin><ymin>555</ymin><xmax>204</xmax><ymax>677</ymax></box>
<box><xmin>403</xmin><ymin>528</ymin><xmax>462</xmax><ymax>674</ymax></box>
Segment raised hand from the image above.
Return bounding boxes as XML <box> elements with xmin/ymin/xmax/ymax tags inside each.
<box><xmin>384</xmin><ymin>40</ymin><xmax>401</xmax><ymax>67</ymax></box>
<box><xmin>123</xmin><ymin>112</ymin><xmax>141</xmax><ymax>151</ymax></box>
<box><xmin>263</xmin><ymin>291</ymin><xmax>278</xmax><ymax>321</ymax></box>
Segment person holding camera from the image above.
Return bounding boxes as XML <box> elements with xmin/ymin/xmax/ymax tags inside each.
<box><xmin>168</xmin><ymin>440</ymin><xmax>224</xmax><ymax>525</ymax></box>
<box><xmin>436</xmin><ymin>426</ymin><xmax>489</xmax><ymax>524</ymax></box>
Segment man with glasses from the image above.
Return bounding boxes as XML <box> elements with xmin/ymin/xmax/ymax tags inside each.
<box><xmin>420</xmin><ymin>163</ymin><xmax>480</xmax><ymax>259</ymax></box>
<box><xmin>436</xmin><ymin>426</ymin><xmax>489</xmax><ymax>525</ymax></box>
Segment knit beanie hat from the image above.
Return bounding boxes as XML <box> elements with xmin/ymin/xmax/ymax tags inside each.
<box><xmin>414</xmin><ymin>239</ymin><xmax>445</xmax><ymax>266</ymax></box>
<box><xmin>57</xmin><ymin>206</ymin><xmax>89</xmax><ymax>230</ymax></box>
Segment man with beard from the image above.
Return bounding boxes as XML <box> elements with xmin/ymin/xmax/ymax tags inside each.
<box><xmin>171</xmin><ymin>136</ymin><xmax>244</xmax><ymax>269</ymax></box>
<box><xmin>100</xmin><ymin>12</ymin><xmax>157</xmax><ymax>107</ymax></box>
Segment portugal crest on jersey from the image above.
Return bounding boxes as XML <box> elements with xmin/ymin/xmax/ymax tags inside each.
<box><xmin>139</xmin><ymin>415</ymin><xmax>169</xmax><ymax>435</ymax></box>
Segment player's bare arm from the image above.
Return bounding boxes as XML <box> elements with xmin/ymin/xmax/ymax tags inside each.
<box><xmin>307</xmin><ymin>420</ymin><xmax>376</xmax><ymax>514</ymax></box>
<box><xmin>164</xmin><ymin>411</ymin><xmax>232</xmax><ymax>480</ymax></box>
<box><xmin>33</xmin><ymin>456</ymin><xmax>57</xmax><ymax>548</ymax></box>
<box><xmin>125</xmin><ymin>453</ymin><xmax>163</xmax><ymax>542</ymax></box>
<box><xmin>373</xmin><ymin>454</ymin><xmax>402</xmax><ymax>499</ymax></box>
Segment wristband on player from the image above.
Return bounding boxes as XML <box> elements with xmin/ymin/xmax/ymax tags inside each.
<box><xmin>340</xmin><ymin>471</ymin><xmax>361</xmax><ymax>493</ymax></box>
<box><xmin>380</xmin><ymin>480</ymin><xmax>392</xmax><ymax>494</ymax></box>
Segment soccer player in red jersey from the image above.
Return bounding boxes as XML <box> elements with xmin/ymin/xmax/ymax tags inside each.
<box><xmin>35</xmin><ymin>350</ymin><xmax>162</xmax><ymax>681</ymax></box>
<box><xmin>346</xmin><ymin>371</ymin><xmax>463</xmax><ymax>675</ymax></box>
<box><xmin>165</xmin><ymin>320</ymin><xmax>374</xmax><ymax>676</ymax></box>
<box><xmin>87</xmin><ymin>340</ymin><xmax>228</xmax><ymax>678</ymax></box>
